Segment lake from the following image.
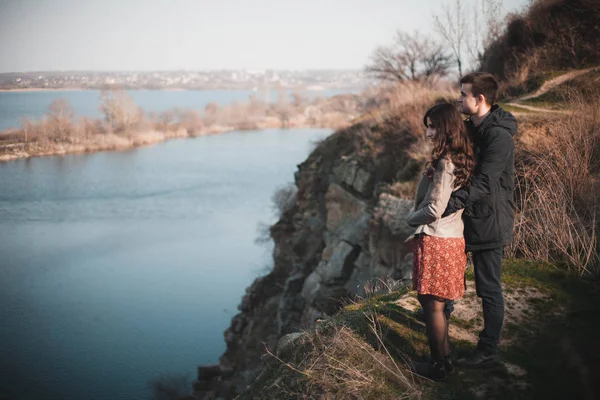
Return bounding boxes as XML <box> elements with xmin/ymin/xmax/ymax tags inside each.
<box><xmin>0</xmin><ymin>127</ymin><xmax>332</xmax><ymax>400</ymax></box>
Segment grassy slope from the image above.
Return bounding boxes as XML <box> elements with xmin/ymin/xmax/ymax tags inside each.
<box><xmin>237</xmin><ymin>259</ymin><xmax>600</xmax><ymax>399</ymax></box>
<box><xmin>519</xmin><ymin>69</ymin><xmax>600</xmax><ymax>110</ymax></box>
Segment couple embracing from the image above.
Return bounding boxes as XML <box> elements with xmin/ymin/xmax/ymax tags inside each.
<box><xmin>406</xmin><ymin>72</ymin><xmax>517</xmax><ymax>380</ymax></box>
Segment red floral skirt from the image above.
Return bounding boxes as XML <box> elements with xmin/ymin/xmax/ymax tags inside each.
<box><xmin>412</xmin><ymin>234</ymin><xmax>467</xmax><ymax>300</ymax></box>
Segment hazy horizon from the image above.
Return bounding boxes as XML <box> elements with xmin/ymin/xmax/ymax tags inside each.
<box><xmin>0</xmin><ymin>0</ymin><xmax>530</xmax><ymax>73</ymax></box>
<box><xmin>0</xmin><ymin>68</ymin><xmax>365</xmax><ymax>73</ymax></box>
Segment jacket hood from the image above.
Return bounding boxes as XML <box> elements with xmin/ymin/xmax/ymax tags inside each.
<box><xmin>470</xmin><ymin>105</ymin><xmax>518</xmax><ymax>138</ymax></box>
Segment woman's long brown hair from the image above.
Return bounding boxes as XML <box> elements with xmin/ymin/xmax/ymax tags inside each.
<box><xmin>423</xmin><ymin>103</ymin><xmax>475</xmax><ymax>186</ymax></box>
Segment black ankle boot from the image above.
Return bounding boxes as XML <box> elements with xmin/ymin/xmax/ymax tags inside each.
<box><xmin>444</xmin><ymin>355</ymin><xmax>454</xmax><ymax>374</ymax></box>
<box><xmin>412</xmin><ymin>359</ymin><xmax>447</xmax><ymax>381</ymax></box>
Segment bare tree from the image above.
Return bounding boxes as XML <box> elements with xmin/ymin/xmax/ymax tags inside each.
<box><xmin>468</xmin><ymin>0</ymin><xmax>504</xmax><ymax>66</ymax></box>
<box><xmin>204</xmin><ymin>102</ymin><xmax>218</xmax><ymax>116</ymax></box>
<box><xmin>422</xmin><ymin>45</ymin><xmax>454</xmax><ymax>81</ymax></box>
<box><xmin>158</xmin><ymin>111</ymin><xmax>174</xmax><ymax>133</ymax></box>
<box><xmin>291</xmin><ymin>89</ymin><xmax>306</xmax><ymax>108</ymax></box>
<box><xmin>366</xmin><ymin>45</ymin><xmax>409</xmax><ymax>82</ymax></box>
<box><xmin>19</xmin><ymin>116</ymin><xmax>33</xmax><ymax>150</ymax></box>
<box><xmin>100</xmin><ymin>90</ymin><xmax>142</xmax><ymax>133</ymax></box>
<box><xmin>274</xmin><ymin>87</ymin><xmax>291</xmax><ymax>128</ymax></box>
<box><xmin>366</xmin><ymin>30</ymin><xmax>451</xmax><ymax>82</ymax></box>
<box><xmin>249</xmin><ymin>94</ymin><xmax>267</xmax><ymax>115</ymax></box>
<box><xmin>433</xmin><ymin>0</ymin><xmax>468</xmax><ymax>77</ymax></box>
<box><xmin>46</xmin><ymin>99</ymin><xmax>74</xmax><ymax>140</ymax></box>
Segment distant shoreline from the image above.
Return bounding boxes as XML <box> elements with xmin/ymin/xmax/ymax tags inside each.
<box><xmin>0</xmin><ymin>89</ymin><xmax>361</xmax><ymax>162</ymax></box>
<box><xmin>0</xmin><ymin>122</ymin><xmax>345</xmax><ymax>163</ymax></box>
<box><xmin>0</xmin><ymin>87</ymin><xmax>359</xmax><ymax>93</ymax></box>
<box><xmin>0</xmin><ymin>88</ymin><xmax>216</xmax><ymax>92</ymax></box>
<box><xmin>0</xmin><ymin>88</ymin><xmax>93</xmax><ymax>92</ymax></box>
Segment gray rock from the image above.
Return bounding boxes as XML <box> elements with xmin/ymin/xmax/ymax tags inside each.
<box><xmin>321</xmin><ymin>245</ymin><xmax>334</xmax><ymax>262</ymax></box>
<box><xmin>316</xmin><ymin>240</ymin><xmax>357</xmax><ymax>284</ymax></box>
<box><xmin>276</xmin><ymin>332</ymin><xmax>306</xmax><ymax>357</ymax></box>
<box><xmin>339</xmin><ymin>211</ymin><xmax>371</xmax><ymax>245</ymax></box>
<box><xmin>325</xmin><ymin>183</ymin><xmax>370</xmax><ymax>246</ymax></box>
<box><xmin>284</xmin><ymin>273</ymin><xmax>306</xmax><ymax>294</ymax></box>
<box><xmin>301</xmin><ymin>271</ymin><xmax>323</xmax><ymax>305</ymax></box>
<box><xmin>323</xmin><ymin>230</ymin><xmax>336</xmax><ymax>248</ymax></box>
<box><xmin>376</xmin><ymin>193</ymin><xmax>415</xmax><ymax>237</ymax></box>
<box><xmin>301</xmin><ymin>306</ymin><xmax>323</xmax><ymax>328</ymax></box>
<box><xmin>391</xmin><ymin>252</ymin><xmax>413</xmax><ymax>281</ymax></box>
<box><xmin>333</xmin><ymin>160</ymin><xmax>358</xmax><ymax>187</ymax></box>
<box><xmin>353</xmin><ymin>167</ymin><xmax>374</xmax><ymax>197</ymax></box>
<box><xmin>345</xmin><ymin>259</ymin><xmax>376</xmax><ymax>296</ymax></box>
<box><xmin>354</xmin><ymin>251</ymin><xmax>371</xmax><ymax>271</ymax></box>
<box><xmin>333</xmin><ymin>159</ymin><xmax>374</xmax><ymax>197</ymax></box>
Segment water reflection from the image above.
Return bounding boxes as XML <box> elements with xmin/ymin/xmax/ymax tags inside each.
<box><xmin>0</xmin><ymin>128</ymin><xmax>332</xmax><ymax>400</ymax></box>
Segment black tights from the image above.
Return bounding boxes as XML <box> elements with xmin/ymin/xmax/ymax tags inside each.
<box><xmin>418</xmin><ymin>294</ymin><xmax>450</xmax><ymax>362</ymax></box>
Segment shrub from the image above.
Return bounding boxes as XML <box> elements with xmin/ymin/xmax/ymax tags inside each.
<box><xmin>272</xmin><ymin>183</ymin><xmax>298</xmax><ymax>217</ymax></box>
<box><xmin>509</xmin><ymin>90</ymin><xmax>600</xmax><ymax>274</ymax></box>
<box><xmin>99</xmin><ymin>90</ymin><xmax>143</xmax><ymax>133</ymax></box>
<box><xmin>46</xmin><ymin>99</ymin><xmax>74</xmax><ymax>141</ymax></box>
<box><xmin>481</xmin><ymin>0</ymin><xmax>600</xmax><ymax>82</ymax></box>
<box><xmin>260</xmin><ymin>321</ymin><xmax>420</xmax><ymax>400</ymax></box>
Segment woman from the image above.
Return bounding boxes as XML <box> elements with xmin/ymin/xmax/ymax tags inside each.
<box><xmin>406</xmin><ymin>102</ymin><xmax>475</xmax><ymax>380</ymax></box>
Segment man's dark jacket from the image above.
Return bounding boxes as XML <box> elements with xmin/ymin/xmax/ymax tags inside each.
<box><xmin>445</xmin><ymin>105</ymin><xmax>518</xmax><ymax>251</ymax></box>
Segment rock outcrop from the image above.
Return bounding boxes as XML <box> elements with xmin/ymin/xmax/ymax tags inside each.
<box><xmin>195</xmin><ymin>120</ymin><xmax>422</xmax><ymax>399</ymax></box>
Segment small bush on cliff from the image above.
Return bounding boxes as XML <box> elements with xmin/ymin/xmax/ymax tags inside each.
<box><xmin>272</xmin><ymin>183</ymin><xmax>298</xmax><ymax>218</ymax></box>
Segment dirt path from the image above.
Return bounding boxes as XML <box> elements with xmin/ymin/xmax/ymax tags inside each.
<box><xmin>519</xmin><ymin>66</ymin><xmax>598</xmax><ymax>102</ymax></box>
<box><xmin>506</xmin><ymin>102</ymin><xmax>568</xmax><ymax>114</ymax></box>
<box><xmin>506</xmin><ymin>66</ymin><xmax>599</xmax><ymax>113</ymax></box>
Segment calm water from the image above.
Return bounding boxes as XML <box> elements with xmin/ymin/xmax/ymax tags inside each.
<box><xmin>0</xmin><ymin>128</ymin><xmax>332</xmax><ymax>400</ymax></box>
<box><xmin>0</xmin><ymin>88</ymin><xmax>357</xmax><ymax>131</ymax></box>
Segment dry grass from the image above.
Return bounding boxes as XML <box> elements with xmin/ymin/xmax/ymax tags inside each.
<box><xmin>374</xmin><ymin>80</ymin><xmax>456</xmax><ymax>163</ymax></box>
<box><xmin>321</xmin><ymin>80</ymin><xmax>458</xmax><ymax>186</ymax></box>
<box><xmin>266</xmin><ymin>324</ymin><xmax>420</xmax><ymax>399</ymax></box>
<box><xmin>481</xmin><ymin>0</ymin><xmax>600</xmax><ymax>84</ymax></box>
<box><xmin>258</xmin><ymin>295</ymin><xmax>424</xmax><ymax>400</ymax></box>
<box><xmin>509</xmin><ymin>91</ymin><xmax>600</xmax><ymax>275</ymax></box>
<box><xmin>240</xmin><ymin>280</ymin><xmax>426</xmax><ymax>400</ymax></box>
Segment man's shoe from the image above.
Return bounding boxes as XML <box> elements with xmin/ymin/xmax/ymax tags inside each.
<box><xmin>410</xmin><ymin>360</ymin><xmax>447</xmax><ymax>381</ymax></box>
<box><xmin>444</xmin><ymin>356</ymin><xmax>455</xmax><ymax>374</ymax></box>
<box><xmin>457</xmin><ymin>349</ymin><xmax>498</xmax><ymax>367</ymax></box>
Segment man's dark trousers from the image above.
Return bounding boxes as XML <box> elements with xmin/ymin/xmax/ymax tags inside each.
<box><xmin>472</xmin><ymin>247</ymin><xmax>504</xmax><ymax>354</ymax></box>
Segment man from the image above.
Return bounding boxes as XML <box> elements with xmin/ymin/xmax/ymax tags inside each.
<box><xmin>444</xmin><ymin>72</ymin><xmax>518</xmax><ymax>365</ymax></box>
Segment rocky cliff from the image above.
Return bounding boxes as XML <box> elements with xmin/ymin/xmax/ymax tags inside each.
<box><xmin>194</xmin><ymin>114</ymin><xmax>429</xmax><ymax>399</ymax></box>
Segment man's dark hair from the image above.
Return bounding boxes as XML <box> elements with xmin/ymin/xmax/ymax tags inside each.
<box><xmin>460</xmin><ymin>72</ymin><xmax>499</xmax><ymax>106</ymax></box>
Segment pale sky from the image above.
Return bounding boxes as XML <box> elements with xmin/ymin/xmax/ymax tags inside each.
<box><xmin>0</xmin><ymin>0</ymin><xmax>530</xmax><ymax>72</ymax></box>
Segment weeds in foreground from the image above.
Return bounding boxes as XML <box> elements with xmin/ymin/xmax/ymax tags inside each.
<box><xmin>259</xmin><ymin>321</ymin><xmax>422</xmax><ymax>400</ymax></box>
<box><xmin>244</xmin><ymin>282</ymin><xmax>422</xmax><ymax>400</ymax></box>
